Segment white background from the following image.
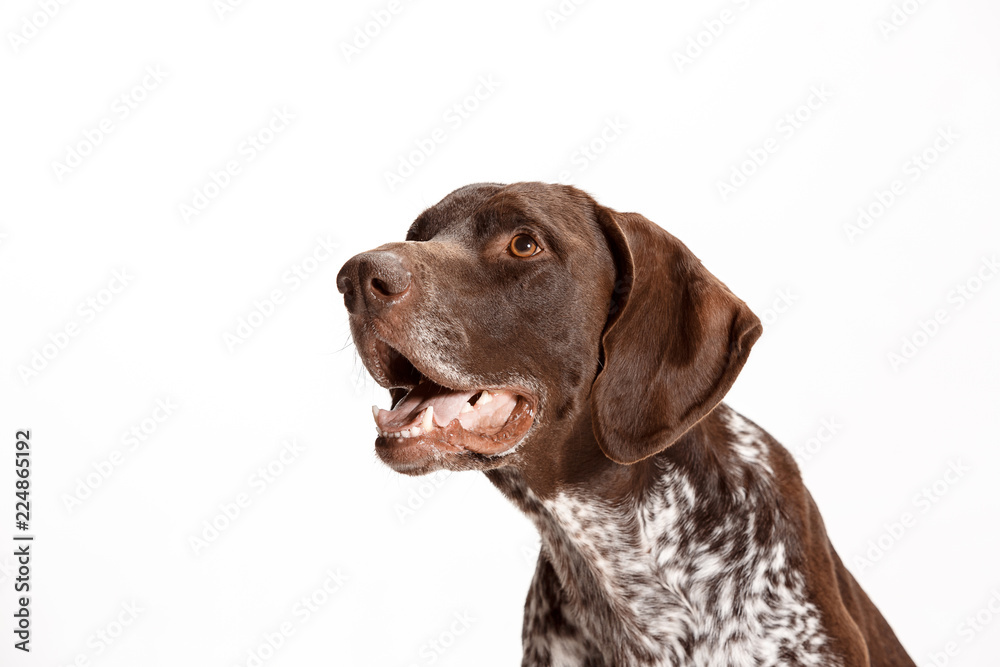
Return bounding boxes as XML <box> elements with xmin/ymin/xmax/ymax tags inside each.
<box><xmin>2</xmin><ymin>0</ymin><xmax>999</xmax><ymax>665</ymax></box>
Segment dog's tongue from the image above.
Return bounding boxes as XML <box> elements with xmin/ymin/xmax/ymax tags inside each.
<box><xmin>374</xmin><ymin>380</ymin><xmax>517</xmax><ymax>434</ymax></box>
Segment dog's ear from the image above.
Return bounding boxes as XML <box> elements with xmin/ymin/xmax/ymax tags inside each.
<box><xmin>591</xmin><ymin>206</ymin><xmax>762</xmax><ymax>465</ymax></box>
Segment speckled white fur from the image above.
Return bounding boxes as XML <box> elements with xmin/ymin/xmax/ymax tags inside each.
<box><xmin>515</xmin><ymin>406</ymin><xmax>841</xmax><ymax>667</ymax></box>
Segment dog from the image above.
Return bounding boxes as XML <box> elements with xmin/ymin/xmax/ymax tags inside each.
<box><xmin>337</xmin><ymin>182</ymin><xmax>915</xmax><ymax>666</ymax></box>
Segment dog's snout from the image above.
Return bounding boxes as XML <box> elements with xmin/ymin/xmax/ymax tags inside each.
<box><xmin>337</xmin><ymin>250</ymin><xmax>412</xmax><ymax>315</ymax></box>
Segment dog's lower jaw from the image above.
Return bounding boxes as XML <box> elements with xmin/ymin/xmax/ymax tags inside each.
<box><xmin>487</xmin><ymin>404</ymin><xmax>908</xmax><ymax>667</ymax></box>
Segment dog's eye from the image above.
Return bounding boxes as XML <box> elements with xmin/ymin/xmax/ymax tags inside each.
<box><xmin>509</xmin><ymin>234</ymin><xmax>541</xmax><ymax>258</ymax></box>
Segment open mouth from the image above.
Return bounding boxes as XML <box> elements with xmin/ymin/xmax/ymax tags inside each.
<box><xmin>368</xmin><ymin>338</ymin><xmax>536</xmax><ymax>469</ymax></box>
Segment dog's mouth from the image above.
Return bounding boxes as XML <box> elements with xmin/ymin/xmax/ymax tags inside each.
<box><xmin>368</xmin><ymin>338</ymin><xmax>536</xmax><ymax>472</ymax></box>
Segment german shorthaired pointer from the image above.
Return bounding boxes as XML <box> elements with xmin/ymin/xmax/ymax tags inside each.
<box><xmin>337</xmin><ymin>182</ymin><xmax>915</xmax><ymax>666</ymax></box>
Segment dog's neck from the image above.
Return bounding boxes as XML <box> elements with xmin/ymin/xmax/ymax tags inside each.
<box><xmin>488</xmin><ymin>402</ymin><xmax>784</xmax><ymax>518</ymax></box>
<box><xmin>486</xmin><ymin>404</ymin><xmax>838</xmax><ymax>665</ymax></box>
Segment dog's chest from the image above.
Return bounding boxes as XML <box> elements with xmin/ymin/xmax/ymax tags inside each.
<box><xmin>522</xmin><ymin>411</ymin><xmax>840</xmax><ymax>666</ymax></box>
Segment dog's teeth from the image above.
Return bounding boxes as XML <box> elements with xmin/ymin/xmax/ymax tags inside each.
<box><xmin>475</xmin><ymin>390</ymin><xmax>493</xmax><ymax>407</ymax></box>
<box><xmin>400</xmin><ymin>429</ymin><xmax>411</xmax><ymax>438</ymax></box>
<box><xmin>461</xmin><ymin>403</ymin><xmax>474</xmax><ymax>414</ymax></box>
<box><xmin>410</xmin><ymin>427</ymin><xmax>422</xmax><ymax>437</ymax></box>
<box><xmin>421</xmin><ymin>406</ymin><xmax>435</xmax><ymax>431</ymax></box>
<box><xmin>372</xmin><ymin>405</ymin><xmax>380</xmax><ymax>422</ymax></box>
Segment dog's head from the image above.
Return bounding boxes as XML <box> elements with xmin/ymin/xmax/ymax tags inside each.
<box><xmin>337</xmin><ymin>182</ymin><xmax>760</xmax><ymax>478</ymax></box>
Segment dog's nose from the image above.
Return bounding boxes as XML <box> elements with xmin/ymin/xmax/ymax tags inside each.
<box><xmin>337</xmin><ymin>250</ymin><xmax>412</xmax><ymax>315</ymax></box>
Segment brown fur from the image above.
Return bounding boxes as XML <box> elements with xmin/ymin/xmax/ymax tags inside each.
<box><xmin>337</xmin><ymin>182</ymin><xmax>915</xmax><ymax>665</ymax></box>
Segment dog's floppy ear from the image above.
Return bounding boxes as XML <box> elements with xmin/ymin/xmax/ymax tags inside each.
<box><xmin>591</xmin><ymin>206</ymin><xmax>762</xmax><ymax>465</ymax></box>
